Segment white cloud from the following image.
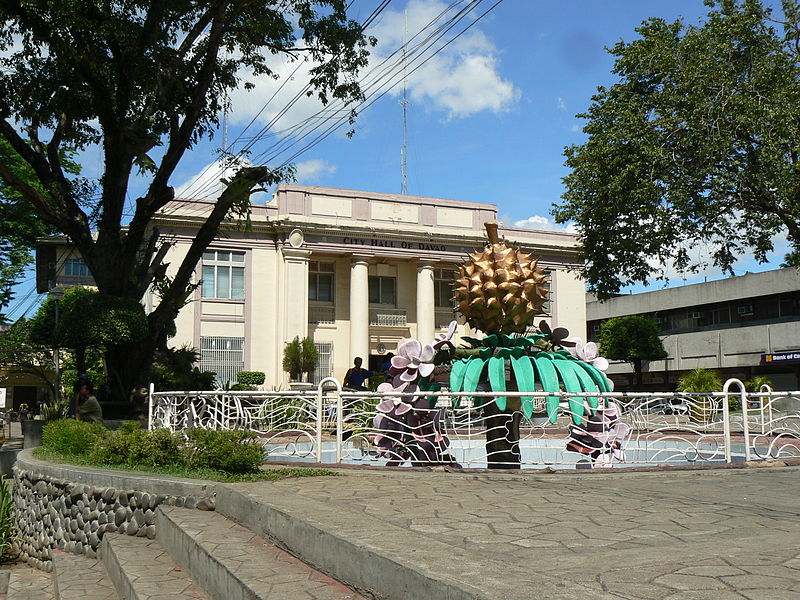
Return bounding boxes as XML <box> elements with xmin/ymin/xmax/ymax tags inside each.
<box><xmin>570</xmin><ymin>123</ymin><xmax>581</xmax><ymax>132</ymax></box>
<box><xmin>557</xmin><ymin>97</ymin><xmax>566</xmax><ymax>111</ymax></box>
<box><xmin>294</xmin><ymin>159</ymin><xmax>337</xmax><ymax>182</ymax></box>
<box><xmin>370</xmin><ymin>0</ymin><xmax>519</xmax><ymax>119</ymax></box>
<box><xmin>513</xmin><ymin>215</ymin><xmax>578</xmax><ymax>233</ymax></box>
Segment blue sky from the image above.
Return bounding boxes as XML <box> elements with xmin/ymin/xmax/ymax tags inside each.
<box><xmin>6</xmin><ymin>0</ymin><xmax>791</xmax><ymax>318</ymax></box>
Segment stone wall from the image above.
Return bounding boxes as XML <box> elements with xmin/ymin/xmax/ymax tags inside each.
<box><xmin>13</xmin><ymin>450</ymin><xmax>218</xmax><ymax>571</ymax></box>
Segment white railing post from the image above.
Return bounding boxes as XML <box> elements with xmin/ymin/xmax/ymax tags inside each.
<box><xmin>723</xmin><ymin>378</ymin><xmax>748</xmax><ymax>463</ymax></box>
<box><xmin>761</xmin><ymin>384</ymin><xmax>773</xmax><ymax>436</ymax></box>
<box><xmin>336</xmin><ymin>390</ymin><xmax>344</xmax><ymax>464</ymax></box>
<box><xmin>148</xmin><ymin>383</ymin><xmax>155</xmax><ymax>430</ymax></box>
<box><xmin>316</xmin><ymin>377</ymin><xmax>342</xmax><ymax>464</ymax></box>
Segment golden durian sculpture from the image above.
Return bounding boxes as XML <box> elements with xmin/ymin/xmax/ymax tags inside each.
<box><xmin>454</xmin><ymin>222</ymin><xmax>549</xmax><ymax>335</ymax></box>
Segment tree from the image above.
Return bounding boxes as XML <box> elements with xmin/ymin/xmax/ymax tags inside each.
<box><xmin>554</xmin><ymin>0</ymin><xmax>800</xmax><ymax>298</ymax></box>
<box><xmin>0</xmin><ymin>139</ymin><xmax>79</xmax><ymax>319</ymax></box>
<box><xmin>0</xmin><ymin>2</ymin><xmax>373</xmax><ymax>397</ymax></box>
<box><xmin>29</xmin><ymin>287</ymin><xmax>149</xmax><ymax>393</ymax></box>
<box><xmin>781</xmin><ymin>250</ymin><xmax>800</xmax><ymax>267</ymax></box>
<box><xmin>0</xmin><ymin>320</ymin><xmax>55</xmax><ymax>396</ymax></box>
<box><xmin>282</xmin><ymin>336</ymin><xmax>318</xmax><ymax>382</ymax></box>
<box><xmin>598</xmin><ymin>316</ymin><xmax>667</xmax><ymax>388</ymax></box>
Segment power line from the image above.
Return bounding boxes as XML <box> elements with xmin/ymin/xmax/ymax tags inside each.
<box><xmin>179</xmin><ymin>0</ymin><xmax>488</xmax><ymax>206</ymax></box>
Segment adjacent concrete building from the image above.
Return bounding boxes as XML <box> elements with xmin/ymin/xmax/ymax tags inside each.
<box><xmin>39</xmin><ymin>185</ymin><xmax>587</xmax><ymax>387</ymax></box>
<box><xmin>587</xmin><ymin>268</ymin><xmax>800</xmax><ymax>391</ymax></box>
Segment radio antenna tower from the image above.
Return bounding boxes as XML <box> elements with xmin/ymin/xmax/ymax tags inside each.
<box><xmin>400</xmin><ymin>10</ymin><xmax>409</xmax><ymax>195</ymax></box>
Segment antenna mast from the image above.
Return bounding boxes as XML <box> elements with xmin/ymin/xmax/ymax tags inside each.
<box><xmin>400</xmin><ymin>9</ymin><xmax>409</xmax><ymax>195</ymax></box>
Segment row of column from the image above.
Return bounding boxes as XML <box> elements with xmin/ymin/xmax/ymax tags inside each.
<box><xmin>281</xmin><ymin>249</ymin><xmax>437</xmax><ymax>362</ymax></box>
<box><xmin>349</xmin><ymin>257</ymin><xmax>435</xmax><ymax>362</ymax></box>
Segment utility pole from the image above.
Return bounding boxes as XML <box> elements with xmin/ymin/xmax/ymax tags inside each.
<box><xmin>400</xmin><ymin>9</ymin><xmax>409</xmax><ymax>195</ymax></box>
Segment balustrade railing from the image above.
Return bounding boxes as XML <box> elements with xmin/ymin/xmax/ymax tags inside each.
<box><xmin>369</xmin><ymin>308</ymin><xmax>407</xmax><ymax>327</ymax></box>
<box><xmin>148</xmin><ymin>379</ymin><xmax>800</xmax><ymax>469</ymax></box>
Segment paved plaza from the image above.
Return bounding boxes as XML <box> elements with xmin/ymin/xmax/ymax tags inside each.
<box><xmin>229</xmin><ymin>464</ymin><xmax>800</xmax><ymax>599</ymax></box>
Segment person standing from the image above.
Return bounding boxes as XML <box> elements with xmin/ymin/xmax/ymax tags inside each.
<box><xmin>343</xmin><ymin>357</ymin><xmax>372</xmax><ymax>391</ymax></box>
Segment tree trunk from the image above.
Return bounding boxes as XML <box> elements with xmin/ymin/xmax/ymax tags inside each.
<box><xmin>75</xmin><ymin>346</ymin><xmax>86</xmax><ymax>376</ymax></box>
<box><xmin>633</xmin><ymin>358</ymin><xmax>643</xmax><ymax>389</ymax></box>
<box><xmin>481</xmin><ymin>381</ymin><xmax>522</xmax><ymax>469</ymax></box>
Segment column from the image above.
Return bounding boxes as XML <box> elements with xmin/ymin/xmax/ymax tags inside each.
<box><xmin>349</xmin><ymin>257</ymin><xmax>370</xmax><ymax>363</ymax></box>
<box><xmin>416</xmin><ymin>262</ymin><xmax>435</xmax><ymax>345</ymax></box>
<box><xmin>281</xmin><ymin>247</ymin><xmax>311</xmax><ymax>344</ymax></box>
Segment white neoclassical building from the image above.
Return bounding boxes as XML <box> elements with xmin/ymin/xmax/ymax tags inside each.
<box><xmin>43</xmin><ymin>185</ymin><xmax>587</xmax><ymax>387</ymax></box>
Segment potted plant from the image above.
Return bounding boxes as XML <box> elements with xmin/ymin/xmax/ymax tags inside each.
<box><xmin>23</xmin><ymin>394</ymin><xmax>71</xmax><ymax>449</ymax></box>
<box><xmin>676</xmin><ymin>368</ymin><xmax>722</xmax><ymax>424</ymax></box>
<box><xmin>282</xmin><ymin>337</ymin><xmax>319</xmax><ymax>389</ymax></box>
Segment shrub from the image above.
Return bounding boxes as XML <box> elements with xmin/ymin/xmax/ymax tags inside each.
<box><xmin>237</xmin><ymin>371</ymin><xmax>265</xmax><ymax>387</ymax></box>
<box><xmin>183</xmin><ymin>429</ymin><xmax>264</xmax><ymax>474</ymax></box>
<box><xmin>0</xmin><ymin>478</ymin><xmax>14</xmax><ymax>563</ymax></box>
<box><xmin>42</xmin><ymin>419</ymin><xmax>109</xmax><ymax>455</ymax></box>
<box><xmin>91</xmin><ymin>425</ymin><xmax>182</xmax><ymax>468</ymax></box>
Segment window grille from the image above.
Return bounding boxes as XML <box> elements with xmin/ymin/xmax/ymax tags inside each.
<box><xmin>201</xmin><ymin>250</ymin><xmax>245</xmax><ymax>299</ymax></box>
<box><xmin>200</xmin><ymin>336</ymin><xmax>245</xmax><ymax>387</ymax></box>
<box><xmin>312</xmin><ymin>343</ymin><xmax>333</xmax><ymax>384</ymax></box>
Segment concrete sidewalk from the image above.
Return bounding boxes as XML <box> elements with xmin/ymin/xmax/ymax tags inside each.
<box><xmin>223</xmin><ymin>465</ymin><xmax>800</xmax><ymax>600</ymax></box>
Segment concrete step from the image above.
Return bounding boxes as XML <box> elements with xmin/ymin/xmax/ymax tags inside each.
<box><xmin>100</xmin><ymin>533</ymin><xmax>207</xmax><ymax>600</ymax></box>
<box><xmin>0</xmin><ymin>569</ymin><xmax>10</xmax><ymax>595</ymax></box>
<box><xmin>156</xmin><ymin>505</ymin><xmax>365</xmax><ymax>600</ymax></box>
<box><xmin>6</xmin><ymin>565</ymin><xmax>54</xmax><ymax>600</ymax></box>
<box><xmin>51</xmin><ymin>549</ymin><xmax>118</xmax><ymax>600</ymax></box>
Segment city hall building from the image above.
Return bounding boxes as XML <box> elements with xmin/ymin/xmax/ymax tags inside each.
<box><xmin>41</xmin><ymin>185</ymin><xmax>587</xmax><ymax>387</ymax></box>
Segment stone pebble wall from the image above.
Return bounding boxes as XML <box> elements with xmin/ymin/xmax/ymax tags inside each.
<box><xmin>12</xmin><ymin>466</ymin><xmax>215</xmax><ymax>571</ymax></box>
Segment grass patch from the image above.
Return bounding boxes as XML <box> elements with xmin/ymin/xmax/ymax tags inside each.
<box><xmin>31</xmin><ymin>447</ymin><xmax>339</xmax><ymax>483</ymax></box>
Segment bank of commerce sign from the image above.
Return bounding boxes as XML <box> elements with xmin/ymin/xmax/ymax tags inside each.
<box><xmin>761</xmin><ymin>351</ymin><xmax>800</xmax><ymax>364</ymax></box>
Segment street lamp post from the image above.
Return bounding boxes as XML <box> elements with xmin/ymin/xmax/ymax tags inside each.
<box><xmin>49</xmin><ymin>288</ymin><xmax>65</xmax><ymax>405</ymax></box>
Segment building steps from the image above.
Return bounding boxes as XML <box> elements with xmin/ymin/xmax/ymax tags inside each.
<box><xmin>51</xmin><ymin>550</ymin><xmax>118</xmax><ymax>600</ymax></box>
<box><xmin>156</xmin><ymin>505</ymin><xmax>365</xmax><ymax>600</ymax></box>
<box><xmin>99</xmin><ymin>534</ymin><xmax>207</xmax><ymax>600</ymax></box>
<box><xmin>6</xmin><ymin>566</ymin><xmax>54</xmax><ymax>600</ymax></box>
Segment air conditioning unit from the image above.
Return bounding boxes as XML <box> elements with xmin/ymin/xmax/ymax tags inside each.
<box><xmin>690</xmin><ymin>312</ymin><xmax>703</xmax><ymax>319</ymax></box>
<box><xmin>737</xmin><ymin>305</ymin><xmax>753</xmax><ymax>315</ymax></box>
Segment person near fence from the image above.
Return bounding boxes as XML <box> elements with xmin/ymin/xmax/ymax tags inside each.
<box><xmin>343</xmin><ymin>357</ymin><xmax>372</xmax><ymax>391</ymax></box>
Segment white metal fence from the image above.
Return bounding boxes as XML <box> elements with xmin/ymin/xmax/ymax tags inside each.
<box><xmin>148</xmin><ymin>378</ymin><xmax>800</xmax><ymax>469</ymax></box>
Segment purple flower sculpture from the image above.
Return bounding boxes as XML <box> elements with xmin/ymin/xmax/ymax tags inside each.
<box><xmin>375</xmin><ymin>381</ymin><xmax>413</xmax><ymax>416</ymax></box>
<box><xmin>432</xmin><ymin>320</ymin><xmax>458</xmax><ymax>350</ymax></box>
<box><xmin>390</xmin><ymin>339</ymin><xmax>435</xmax><ymax>383</ymax></box>
<box><xmin>537</xmin><ymin>320</ymin><xmax>577</xmax><ymax>349</ymax></box>
<box><xmin>565</xmin><ymin>401</ymin><xmax>630</xmax><ymax>468</ymax></box>
<box><xmin>567</xmin><ymin>338</ymin><xmax>609</xmax><ymax>372</ymax></box>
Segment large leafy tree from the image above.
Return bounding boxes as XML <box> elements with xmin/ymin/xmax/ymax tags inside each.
<box><xmin>29</xmin><ymin>287</ymin><xmax>148</xmax><ymax>387</ymax></box>
<box><xmin>0</xmin><ymin>139</ymin><xmax>80</xmax><ymax>320</ymax></box>
<box><xmin>598</xmin><ymin>316</ymin><xmax>667</xmax><ymax>389</ymax></box>
<box><xmin>555</xmin><ymin>0</ymin><xmax>800</xmax><ymax>298</ymax></box>
<box><xmin>0</xmin><ymin>1</ymin><xmax>373</xmax><ymax>398</ymax></box>
<box><xmin>0</xmin><ymin>320</ymin><xmax>54</xmax><ymax>395</ymax></box>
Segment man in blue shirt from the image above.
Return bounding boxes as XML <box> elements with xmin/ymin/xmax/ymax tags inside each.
<box><xmin>343</xmin><ymin>357</ymin><xmax>372</xmax><ymax>390</ymax></box>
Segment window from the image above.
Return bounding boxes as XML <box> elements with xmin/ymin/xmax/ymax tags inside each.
<box><xmin>311</xmin><ymin>343</ymin><xmax>333</xmax><ymax>384</ymax></box>
<box><xmin>201</xmin><ymin>250</ymin><xmax>245</xmax><ymax>299</ymax></box>
<box><xmin>309</xmin><ymin>261</ymin><xmax>334</xmax><ymax>302</ymax></box>
<box><xmin>200</xmin><ymin>336</ymin><xmax>244</xmax><ymax>387</ymax></box>
<box><xmin>64</xmin><ymin>258</ymin><xmax>90</xmax><ymax>277</ymax></box>
<box><xmin>369</xmin><ymin>276</ymin><xmax>396</xmax><ymax>305</ymax></box>
<box><xmin>434</xmin><ymin>268</ymin><xmax>456</xmax><ymax>308</ymax></box>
